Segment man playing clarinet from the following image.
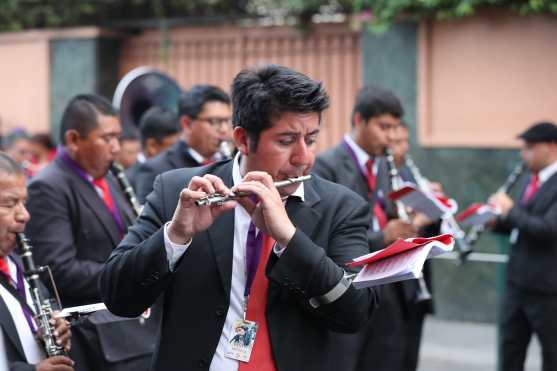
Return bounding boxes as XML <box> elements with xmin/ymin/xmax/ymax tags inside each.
<box><xmin>0</xmin><ymin>152</ymin><xmax>73</xmax><ymax>371</ymax></box>
<box><xmin>490</xmin><ymin>121</ymin><xmax>557</xmax><ymax>371</ymax></box>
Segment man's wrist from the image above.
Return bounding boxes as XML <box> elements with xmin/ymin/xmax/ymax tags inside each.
<box><xmin>167</xmin><ymin>222</ymin><xmax>192</xmax><ymax>245</ymax></box>
<box><xmin>276</xmin><ymin>224</ymin><xmax>296</xmax><ymax>247</ymax></box>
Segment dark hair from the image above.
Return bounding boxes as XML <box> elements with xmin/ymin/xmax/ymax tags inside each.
<box><xmin>352</xmin><ymin>86</ymin><xmax>404</xmax><ymax>127</ymax></box>
<box><xmin>138</xmin><ymin>107</ymin><xmax>181</xmax><ymax>147</ymax></box>
<box><xmin>120</xmin><ymin>128</ymin><xmax>140</xmax><ymax>142</ymax></box>
<box><xmin>59</xmin><ymin>94</ymin><xmax>117</xmax><ymax>144</ymax></box>
<box><xmin>178</xmin><ymin>85</ymin><xmax>230</xmax><ymax>118</ymax></box>
<box><xmin>0</xmin><ymin>152</ymin><xmax>23</xmax><ymax>176</ymax></box>
<box><xmin>30</xmin><ymin>133</ymin><xmax>55</xmax><ymax>150</ymax></box>
<box><xmin>2</xmin><ymin>129</ymin><xmax>30</xmax><ymax>150</ymax></box>
<box><xmin>231</xmin><ymin>64</ymin><xmax>330</xmax><ymax>150</ymax></box>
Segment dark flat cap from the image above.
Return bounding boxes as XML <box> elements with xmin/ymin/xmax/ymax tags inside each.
<box><xmin>518</xmin><ymin>121</ymin><xmax>557</xmax><ymax>143</ymax></box>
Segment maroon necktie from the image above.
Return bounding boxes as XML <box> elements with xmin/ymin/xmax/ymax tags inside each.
<box><xmin>522</xmin><ymin>174</ymin><xmax>539</xmax><ymax>203</ymax></box>
<box><xmin>365</xmin><ymin>159</ymin><xmax>388</xmax><ymax>229</ymax></box>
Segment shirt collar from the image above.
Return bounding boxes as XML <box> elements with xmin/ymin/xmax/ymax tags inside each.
<box><xmin>538</xmin><ymin>159</ymin><xmax>557</xmax><ymax>185</ymax></box>
<box><xmin>344</xmin><ymin>134</ymin><xmax>374</xmax><ymax>173</ymax></box>
<box><xmin>231</xmin><ymin>153</ymin><xmax>305</xmax><ymax>201</ymax></box>
<box><xmin>187</xmin><ymin>146</ymin><xmax>223</xmax><ymax>164</ymax></box>
<box><xmin>58</xmin><ymin>146</ymin><xmax>94</xmax><ymax>182</ymax></box>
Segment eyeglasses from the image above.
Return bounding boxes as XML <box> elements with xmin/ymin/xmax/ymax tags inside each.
<box><xmin>196</xmin><ymin>117</ymin><xmax>232</xmax><ymax>127</ymax></box>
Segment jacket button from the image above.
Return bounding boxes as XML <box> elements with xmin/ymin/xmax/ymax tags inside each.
<box><xmin>216</xmin><ymin>308</ymin><xmax>225</xmax><ymax>317</ymax></box>
<box><xmin>199</xmin><ymin>358</ymin><xmax>207</xmax><ymax>367</ymax></box>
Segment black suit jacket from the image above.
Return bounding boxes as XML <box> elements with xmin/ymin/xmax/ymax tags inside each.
<box><xmin>494</xmin><ymin>171</ymin><xmax>557</xmax><ymax>293</ymax></box>
<box><xmin>135</xmin><ymin>140</ymin><xmax>200</xmax><ymax>203</ymax></box>
<box><xmin>25</xmin><ymin>155</ymin><xmax>158</xmax><ymax>371</ymax></box>
<box><xmin>26</xmin><ymin>156</ymin><xmax>134</xmax><ymax>307</ymax></box>
<box><xmin>312</xmin><ymin>143</ymin><xmax>392</xmax><ymax>250</ymax></box>
<box><xmin>100</xmin><ymin>160</ymin><xmax>378</xmax><ymax>371</ymax></box>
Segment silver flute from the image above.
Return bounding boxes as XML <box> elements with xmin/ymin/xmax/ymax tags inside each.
<box><xmin>195</xmin><ymin>175</ymin><xmax>311</xmax><ymax>206</ymax></box>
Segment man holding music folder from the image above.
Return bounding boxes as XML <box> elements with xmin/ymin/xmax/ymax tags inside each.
<box><xmin>101</xmin><ymin>64</ymin><xmax>379</xmax><ymax>371</ymax></box>
<box><xmin>489</xmin><ymin>121</ymin><xmax>557</xmax><ymax>371</ymax></box>
<box><xmin>0</xmin><ymin>152</ymin><xmax>73</xmax><ymax>371</ymax></box>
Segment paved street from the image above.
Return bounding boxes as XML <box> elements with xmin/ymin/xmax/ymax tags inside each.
<box><xmin>419</xmin><ymin>317</ymin><xmax>541</xmax><ymax>371</ymax></box>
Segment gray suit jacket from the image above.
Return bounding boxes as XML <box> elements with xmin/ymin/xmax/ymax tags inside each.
<box><xmin>135</xmin><ymin>140</ymin><xmax>200</xmax><ymax>203</ymax></box>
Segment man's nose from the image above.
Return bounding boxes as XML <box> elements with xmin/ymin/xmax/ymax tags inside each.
<box><xmin>16</xmin><ymin>203</ymin><xmax>30</xmax><ymax>224</ymax></box>
<box><xmin>291</xmin><ymin>140</ymin><xmax>310</xmax><ymax>166</ymax></box>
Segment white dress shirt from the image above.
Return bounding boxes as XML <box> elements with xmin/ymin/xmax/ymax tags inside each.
<box><xmin>0</xmin><ymin>257</ymin><xmax>44</xmax><ymax>364</ymax></box>
<box><xmin>163</xmin><ymin>153</ymin><xmax>304</xmax><ymax>371</ymax></box>
<box><xmin>538</xmin><ymin>159</ymin><xmax>557</xmax><ymax>186</ymax></box>
<box><xmin>343</xmin><ymin>134</ymin><xmax>381</xmax><ymax>231</ymax></box>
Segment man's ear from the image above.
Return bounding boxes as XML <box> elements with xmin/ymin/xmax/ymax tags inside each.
<box><xmin>180</xmin><ymin>115</ymin><xmax>194</xmax><ymax>138</ymax></box>
<box><xmin>233</xmin><ymin>127</ymin><xmax>249</xmax><ymax>155</ymax></box>
<box><xmin>64</xmin><ymin>130</ymin><xmax>81</xmax><ymax>153</ymax></box>
<box><xmin>144</xmin><ymin>138</ymin><xmax>157</xmax><ymax>157</ymax></box>
<box><xmin>353</xmin><ymin>112</ymin><xmax>365</xmax><ymax>130</ymax></box>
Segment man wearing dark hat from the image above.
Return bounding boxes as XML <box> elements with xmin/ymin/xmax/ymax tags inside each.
<box><xmin>490</xmin><ymin>121</ymin><xmax>557</xmax><ymax>371</ymax></box>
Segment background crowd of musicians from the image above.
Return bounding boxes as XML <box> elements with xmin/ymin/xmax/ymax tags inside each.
<box><xmin>1</xmin><ymin>63</ymin><xmax>556</xmax><ymax>371</ymax></box>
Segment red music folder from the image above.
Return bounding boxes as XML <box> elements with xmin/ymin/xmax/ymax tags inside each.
<box><xmin>347</xmin><ymin>234</ymin><xmax>454</xmax><ymax>289</ymax></box>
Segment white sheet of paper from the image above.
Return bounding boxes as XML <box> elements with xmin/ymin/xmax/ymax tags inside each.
<box><xmin>391</xmin><ymin>183</ymin><xmax>455</xmax><ymax>221</ymax></box>
<box><xmin>352</xmin><ymin>240</ymin><xmax>453</xmax><ymax>289</ymax></box>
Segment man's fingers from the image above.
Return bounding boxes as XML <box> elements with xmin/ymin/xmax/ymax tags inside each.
<box><xmin>242</xmin><ymin>171</ymin><xmax>275</xmax><ymax>189</ymax></box>
<box><xmin>204</xmin><ymin>174</ymin><xmax>232</xmax><ymax>196</ymax></box>
<box><xmin>188</xmin><ymin>176</ymin><xmax>217</xmax><ymax>195</ymax></box>
<box><xmin>179</xmin><ymin>189</ymin><xmax>208</xmax><ymax>203</ymax></box>
<box><xmin>46</xmin><ymin>355</ymin><xmax>74</xmax><ymax>365</ymax></box>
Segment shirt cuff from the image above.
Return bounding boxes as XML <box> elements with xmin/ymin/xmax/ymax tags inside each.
<box><xmin>273</xmin><ymin>242</ymin><xmax>286</xmax><ymax>257</ymax></box>
<box><xmin>164</xmin><ymin>222</ymin><xmax>192</xmax><ymax>271</ymax></box>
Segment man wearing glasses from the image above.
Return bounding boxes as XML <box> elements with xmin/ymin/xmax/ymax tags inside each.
<box><xmin>136</xmin><ymin>85</ymin><xmax>232</xmax><ymax>202</ymax></box>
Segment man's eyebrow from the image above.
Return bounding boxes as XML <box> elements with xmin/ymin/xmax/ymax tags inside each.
<box><xmin>275</xmin><ymin>129</ymin><xmax>320</xmax><ymax>136</ymax></box>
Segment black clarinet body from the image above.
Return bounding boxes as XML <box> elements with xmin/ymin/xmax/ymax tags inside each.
<box><xmin>464</xmin><ymin>162</ymin><xmax>524</xmax><ymax>246</ymax></box>
<box><xmin>110</xmin><ymin>162</ymin><xmax>142</xmax><ymax>217</ymax></box>
<box><xmin>405</xmin><ymin>154</ymin><xmax>472</xmax><ymax>262</ymax></box>
<box><xmin>16</xmin><ymin>233</ymin><xmax>67</xmax><ymax>357</ymax></box>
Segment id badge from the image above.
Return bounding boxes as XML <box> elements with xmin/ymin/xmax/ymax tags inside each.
<box><xmin>224</xmin><ymin>319</ymin><xmax>258</xmax><ymax>362</ymax></box>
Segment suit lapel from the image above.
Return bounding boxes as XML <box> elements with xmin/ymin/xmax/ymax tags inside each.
<box><xmin>285</xmin><ymin>180</ymin><xmax>321</xmax><ymax>239</ymax></box>
<box><xmin>205</xmin><ymin>161</ymin><xmax>235</xmax><ymax>294</ymax></box>
<box><xmin>528</xmin><ymin>172</ymin><xmax>557</xmax><ymax>209</ymax></box>
<box><xmin>56</xmin><ymin>159</ymin><xmax>121</xmax><ymax>246</ymax></box>
<box><xmin>106</xmin><ymin>174</ymin><xmax>135</xmax><ymax>227</ymax></box>
<box><xmin>168</xmin><ymin>141</ymin><xmax>199</xmax><ymax>169</ymax></box>
<box><xmin>0</xmin><ymin>289</ymin><xmax>26</xmax><ymax>360</ymax></box>
<box><xmin>336</xmin><ymin>145</ymin><xmax>369</xmax><ymax>200</ymax></box>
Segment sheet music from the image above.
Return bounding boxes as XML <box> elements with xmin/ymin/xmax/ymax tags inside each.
<box><xmin>389</xmin><ymin>183</ymin><xmax>455</xmax><ymax>221</ymax></box>
<box><xmin>351</xmin><ymin>235</ymin><xmax>454</xmax><ymax>289</ymax></box>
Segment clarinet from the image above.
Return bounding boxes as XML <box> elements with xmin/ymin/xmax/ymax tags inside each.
<box><xmin>16</xmin><ymin>233</ymin><xmax>67</xmax><ymax>357</ymax></box>
<box><xmin>110</xmin><ymin>162</ymin><xmax>142</xmax><ymax>217</ymax></box>
<box><xmin>464</xmin><ymin>161</ymin><xmax>524</xmax><ymax>245</ymax></box>
<box><xmin>384</xmin><ymin>149</ymin><xmax>432</xmax><ymax>301</ymax></box>
<box><xmin>405</xmin><ymin>155</ymin><xmax>472</xmax><ymax>262</ymax></box>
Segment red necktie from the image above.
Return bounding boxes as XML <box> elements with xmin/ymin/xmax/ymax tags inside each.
<box><xmin>92</xmin><ymin>177</ymin><xmax>115</xmax><ymax>213</ymax></box>
<box><xmin>239</xmin><ymin>234</ymin><xmax>277</xmax><ymax>371</ymax></box>
<box><xmin>0</xmin><ymin>257</ymin><xmax>10</xmax><ymax>279</ymax></box>
<box><xmin>202</xmin><ymin>159</ymin><xmax>215</xmax><ymax>165</ymax></box>
<box><xmin>365</xmin><ymin>159</ymin><xmax>388</xmax><ymax>229</ymax></box>
<box><xmin>522</xmin><ymin>174</ymin><xmax>540</xmax><ymax>203</ymax></box>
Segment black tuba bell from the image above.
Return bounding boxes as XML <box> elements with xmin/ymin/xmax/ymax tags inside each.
<box><xmin>112</xmin><ymin>66</ymin><xmax>182</xmax><ymax>131</ymax></box>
